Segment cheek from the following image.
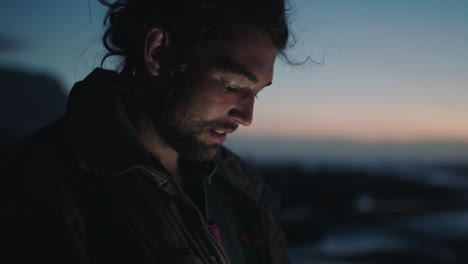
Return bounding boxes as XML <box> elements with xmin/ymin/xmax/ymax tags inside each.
<box><xmin>193</xmin><ymin>94</ymin><xmax>226</xmax><ymax>118</ymax></box>
<box><xmin>186</xmin><ymin>83</ymin><xmax>232</xmax><ymax>117</ymax></box>
<box><xmin>175</xmin><ymin>93</ymin><xmax>215</xmax><ymax>121</ymax></box>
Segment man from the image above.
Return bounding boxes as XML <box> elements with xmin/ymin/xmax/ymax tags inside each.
<box><xmin>3</xmin><ymin>0</ymin><xmax>290</xmax><ymax>263</ymax></box>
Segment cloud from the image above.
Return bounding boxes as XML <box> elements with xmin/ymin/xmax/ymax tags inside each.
<box><xmin>0</xmin><ymin>33</ymin><xmax>25</xmax><ymax>52</ymax></box>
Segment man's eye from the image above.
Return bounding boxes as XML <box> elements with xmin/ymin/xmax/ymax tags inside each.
<box><xmin>223</xmin><ymin>84</ymin><xmax>240</xmax><ymax>93</ymax></box>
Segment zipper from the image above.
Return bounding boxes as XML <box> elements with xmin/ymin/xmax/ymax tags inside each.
<box><xmin>204</xmin><ymin>165</ymin><xmax>217</xmax><ymax>220</ymax></box>
<box><xmin>114</xmin><ymin>165</ymin><xmax>231</xmax><ymax>264</ymax></box>
<box><xmin>169</xmin><ymin>172</ymin><xmax>231</xmax><ymax>264</ymax></box>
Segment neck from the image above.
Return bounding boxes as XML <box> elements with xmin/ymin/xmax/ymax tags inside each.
<box><xmin>136</xmin><ymin>115</ymin><xmax>181</xmax><ymax>180</ymax></box>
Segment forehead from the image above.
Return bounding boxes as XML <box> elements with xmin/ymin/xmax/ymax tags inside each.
<box><xmin>194</xmin><ymin>27</ymin><xmax>278</xmax><ymax>82</ymax></box>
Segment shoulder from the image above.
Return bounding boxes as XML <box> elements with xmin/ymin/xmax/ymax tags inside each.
<box><xmin>3</xmin><ymin>117</ymin><xmax>82</xmax><ymax>208</ymax></box>
<box><xmin>214</xmin><ymin>146</ymin><xmax>281</xmax><ymax>211</ymax></box>
<box><xmin>5</xmin><ymin>117</ymin><xmax>73</xmax><ymax>173</ymax></box>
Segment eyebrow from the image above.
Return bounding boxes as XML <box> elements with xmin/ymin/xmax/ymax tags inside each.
<box><xmin>214</xmin><ymin>55</ymin><xmax>272</xmax><ymax>86</ymax></box>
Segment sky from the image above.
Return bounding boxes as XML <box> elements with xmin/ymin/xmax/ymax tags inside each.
<box><xmin>1</xmin><ymin>0</ymin><xmax>467</xmax><ymax>147</ymax></box>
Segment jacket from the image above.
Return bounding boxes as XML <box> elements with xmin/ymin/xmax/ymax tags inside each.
<box><xmin>2</xmin><ymin>69</ymin><xmax>289</xmax><ymax>264</ymax></box>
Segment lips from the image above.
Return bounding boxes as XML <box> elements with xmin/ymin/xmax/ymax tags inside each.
<box><xmin>208</xmin><ymin>128</ymin><xmax>235</xmax><ymax>144</ymax></box>
<box><xmin>204</xmin><ymin>120</ymin><xmax>238</xmax><ymax>144</ymax></box>
<box><xmin>208</xmin><ymin>129</ymin><xmax>226</xmax><ymax>144</ymax></box>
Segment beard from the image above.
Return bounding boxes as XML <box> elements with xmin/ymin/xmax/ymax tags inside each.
<box><xmin>163</xmin><ymin>115</ymin><xmax>218</xmax><ymax>162</ymax></box>
<box><xmin>151</xmin><ymin>102</ymin><xmax>238</xmax><ymax>162</ymax></box>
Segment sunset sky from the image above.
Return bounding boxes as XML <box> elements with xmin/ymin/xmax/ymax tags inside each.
<box><xmin>1</xmin><ymin>0</ymin><xmax>467</xmax><ymax>143</ymax></box>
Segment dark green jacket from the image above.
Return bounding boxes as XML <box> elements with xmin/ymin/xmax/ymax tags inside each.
<box><xmin>2</xmin><ymin>69</ymin><xmax>288</xmax><ymax>264</ymax></box>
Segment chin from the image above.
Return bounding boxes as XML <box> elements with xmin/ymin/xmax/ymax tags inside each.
<box><xmin>181</xmin><ymin>144</ymin><xmax>220</xmax><ymax>162</ymax></box>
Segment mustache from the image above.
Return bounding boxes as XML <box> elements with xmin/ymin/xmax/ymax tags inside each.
<box><xmin>204</xmin><ymin>120</ymin><xmax>239</xmax><ymax>131</ymax></box>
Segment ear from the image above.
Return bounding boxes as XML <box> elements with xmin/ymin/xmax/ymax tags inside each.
<box><xmin>144</xmin><ymin>27</ymin><xmax>170</xmax><ymax>76</ymax></box>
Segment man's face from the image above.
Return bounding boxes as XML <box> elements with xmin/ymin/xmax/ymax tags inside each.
<box><xmin>158</xmin><ymin>27</ymin><xmax>278</xmax><ymax>161</ymax></box>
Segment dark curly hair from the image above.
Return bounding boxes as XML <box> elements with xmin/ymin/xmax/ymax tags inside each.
<box><xmin>98</xmin><ymin>0</ymin><xmax>291</xmax><ymax>75</ymax></box>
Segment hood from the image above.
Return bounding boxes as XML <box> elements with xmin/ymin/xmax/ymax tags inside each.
<box><xmin>67</xmin><ymin>68</ymin><xmax>154</xmax><ymax>176</ymax></box>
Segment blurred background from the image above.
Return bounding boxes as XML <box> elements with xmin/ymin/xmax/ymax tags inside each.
<box><xmin>1</xmin><ymin>0</ymin><xmax>468</xmax><ymax>263</ymax></box>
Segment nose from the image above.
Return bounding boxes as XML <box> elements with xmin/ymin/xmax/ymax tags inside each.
<box><xmin>228</xmin><ymin>94</ymin><xmax>255</xmax><ymax>126</ymax></box>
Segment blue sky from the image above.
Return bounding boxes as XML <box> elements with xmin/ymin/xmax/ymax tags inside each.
<box><xmin>1</xmin><ymin>0</ymin><xmax>467</xmax><ymax>144</ymax></box>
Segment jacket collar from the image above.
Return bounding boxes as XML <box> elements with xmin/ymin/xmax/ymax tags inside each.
<box><xmin>214</xmin><ymin>147</ymin><xmax>281</xmax><ymax>211</ymax></box>
<box><xmin>67</xmin><ymin>68</ymin><xmax>154</xmax><ymax>176</ymax></box>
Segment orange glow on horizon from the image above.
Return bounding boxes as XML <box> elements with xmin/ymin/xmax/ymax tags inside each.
<box><xmin>238</xmin><ymin>110</ymin><xmax>468</xmax><ymax>142</ymax></box>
